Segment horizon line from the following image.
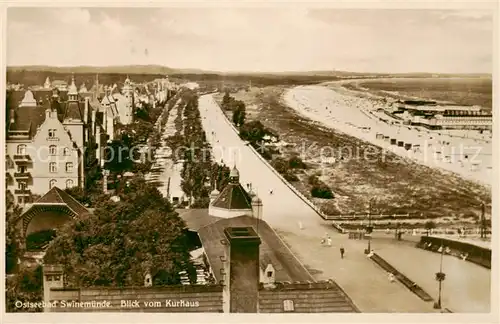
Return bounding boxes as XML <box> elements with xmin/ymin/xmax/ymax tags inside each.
<box><xmin>6</xmin><ymin>64</ymin><xmax>493</xmax><ymax>76</ymax></box>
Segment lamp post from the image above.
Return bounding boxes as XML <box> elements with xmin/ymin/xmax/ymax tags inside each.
<box><xmin>480</xmin><ymin>202</ymin><xmax>486</xmax><ymax>239</ymax></box>
<box><xmin>434</xmin><ymin>238</ymin><xmax>446</xmax><ymax>309</ymax></box>
<box><xmin>365</xmin><ymin>198</ymin><xmax>374</xmax><ymax>254</ymax></box>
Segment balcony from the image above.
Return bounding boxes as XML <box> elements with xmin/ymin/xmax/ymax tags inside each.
<box><xmin>15</xmin><ymin>189</ymin><xmax>31</xmax><ymax>196</ymax></box>
<box><xmin>13</xmin><ymin>155</ymin><xmax>32</xmax><ymax>163</ymax></box>
<box><xmin>14</xmin><ymin>172</ymin><xmax>32</xmax><ymax>179</ymax></box>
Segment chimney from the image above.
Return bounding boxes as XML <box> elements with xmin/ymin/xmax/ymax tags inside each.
<box><xmin>43</xmin><ymin>265</ymin><xmax>64</xmax><ymax>312</ymax></box>
<box><xmin>95</xmin><ymin>126</ymin><xmax>101</xmax><ymax>164</ymax></box>
<box><xmin>9</xmin><ymin>108</ymin><xmax>15</xmax><ymax>124</ymax></box>
<box><xmin>45</xmin><ymin>109</ymin><xmax>51</xmax><ymax>119</ymax></box>
<box><xmin>222</xmin><ymin>227</ymin><xmax>261</xmax><ymax>313</ymax></box>
<box><xmin>91</xmin><ymin>109</ymin><xmax>96</xmax><ymax>135</ymax></box>
<box><xmin>84</xmin><ymin>98</ymin><xmax>89</xmax><ymax>124</ymax></box>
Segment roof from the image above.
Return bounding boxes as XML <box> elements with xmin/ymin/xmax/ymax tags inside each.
<box><xmin>198</xmin><ymin>215</ymin><xmax>314</xmax><ymax>283</ymax></box>
<box><xmin>176</xmin><ymin>208</ymin><xmax>221</xmax><ymax>231</ymax></box>
<box><xmin>63</xmin><ymin>101</ymin><xmax>84</xmax><ymax>121</ymax></box>
<box><xmin>34</xmin><ymin>187</ymin><xmax>90</xmax><ymax>217</ymax></box>
<box><xmin>211</xmin><ymin>182</ymin><xmax>253</xmax><ymax>210</ymax></box>
<box><xmin>49</xmin><ymin>285</ymin><xmax>224</xmax><ymax>312</ymax></box>
<box><xmin>8</xmin><ymin>101</ymin><xmax>48</xmax><ymax>138</ymax></box>
<box><xmin>258</xmin><ymin>280</ymin><xmax>358</xmax><ymax>313</ymax></box>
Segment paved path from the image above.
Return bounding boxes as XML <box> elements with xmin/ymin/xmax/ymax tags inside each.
<box><xmin>198</xmin><ymin>94</ymin><xmax>437</xmax><ymax>312</ymax></box>
<box><xmin>374</xmin><ymin>240</ymin><xmax>491</xmax><ymax>313</ymax></box>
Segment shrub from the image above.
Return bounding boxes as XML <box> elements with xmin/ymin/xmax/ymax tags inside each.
<box><xmin>308</xmin><ymin>175</ymin><xmax>320</xmax><ymax>185</ymax></box>
<box><xmin>288</xmin><ymin>155</ymin><xmax>307</xmax><ymax>169</ymax></box>
<box><xmin>272</xmin><ymin>157</ymin><xmax>289</xmax><ymax>175</ymax></box>
<box><xmin>311</xmin><ymin>183</ymin><xmax>334</xmax><ymax>199</ymax></box>
<box><xmin>26</xmin><ymin>229</ymin><xmax>57</xmax><ymax>251</ymax></box>
<box><xmin>284</xmin><ymin>173</ymin><xmax>299</xmax><ymax>182</ymax></box>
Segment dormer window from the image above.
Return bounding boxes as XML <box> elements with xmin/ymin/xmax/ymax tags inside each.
<box><xmin>48</xmin><ymin>129</ymin><xmax>56</xmax><ymax>139</ymax></box>
<box><xmin>283</xmin><ymin>300</ymin><xmax>294</xmax><ymax>312</ymax></box>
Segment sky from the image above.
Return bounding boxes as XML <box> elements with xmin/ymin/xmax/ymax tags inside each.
<box><xmin>6</xmin><ymin>6</ymin><xmax>495</xmax><ymax>73</ymax></box>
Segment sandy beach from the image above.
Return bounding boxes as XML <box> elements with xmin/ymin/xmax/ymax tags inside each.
<box><xmin>283</xmin><ymin>85</ymin><xmax>492</xmax><ymax>186</ymax></box>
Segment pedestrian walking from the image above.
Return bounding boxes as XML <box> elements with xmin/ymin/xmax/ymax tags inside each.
<box><xmin>298</xmin><ymin>221</ymin><xmax>304</xmax><ymax>230</ymax></box>
<box><xmin>327</xmin><ymin>237</ymin><xmax>332</xmax><ymax>247</ymax></box>
<box><xmin>340</xmin><ymin>247</ymin><xmax>345</xmax><ymax>259</ymax></box>
<box><xmin>388</xmin><ymin>272</ymin><xmax>395</xmax><ymax>283</ymax></box>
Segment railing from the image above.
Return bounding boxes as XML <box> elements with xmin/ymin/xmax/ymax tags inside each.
<box><xmin>207</xmin><ymin>94</ymin><xmax>346</xmax><ymax>233</ymax></box>
<box><xmin>15</xmin><ymin>189</ymin><xmax>31</xmax><ymax>195</ymax></box>
<box><xmin>14</xmin><ymin>172</ymin><xmax>31</xmax><ymax>178</ymax></box>
<box><xmin>13</xmin><ymin>154</ymin><xmax>31</xmax><ymax>161</ymax></box>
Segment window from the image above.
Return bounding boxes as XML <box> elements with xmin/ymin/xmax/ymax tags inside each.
<box><xmin>17</xmin><ymin>197</ymin><xmax>24</xmax><ymax>204</ymax></box>
<box><xmin>18</xmin><ymin>166</ymin><xmax>27</xmax><ymax>173</ymax></box>
<box><xmin>48</xmin><ymin>129</ymin><xmax>56</xmax><ymax>138</ymax></box>
<box><xmin>49</xmin><ymin>162</ymin><xmax>57</xmax><ymax>173</ymax></box>
<box><xmin>283</xmin><ymin>300</ymin><xmax>294</xmax><ymax>312</ymax></box>
<box><xmin>65</xmin><ymin>179</ymin><xmax>74</xmax><ymax>188</ymax></box>
<box><xmin>49</xmin><ymin>145</ymin><xmax>57</xmax><ymax>156</ymax></box>
<box><xmin>17</xmin><ymin>144</ymin><xmax>26</xmax><ymax>155</ymax></box>
<box><xmin>267</xmin><ymin>271</ymin><xmax>273</xmax><ymax>278</ymax></box>
<box><xmin>18</xmin><ymin>181</ymin><xmax>27</xmax><ymax>190</ymax></box>
<box><xmin>65</xmin><ymin>162</ymin><xmax>73</xmax><ymax>173</ymax></box>
<box><xmin>49</xmin><ymin>179</ymin><xmax>57</xmax><ymax>189</ymax></box>
<box><xmin>63</xmin><ymin>147</ymin><xmax>70</xmax><ymax>156</ymax></box>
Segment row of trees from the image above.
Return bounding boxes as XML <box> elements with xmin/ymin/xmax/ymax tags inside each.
<box><xmin>221</xmin><ymin>92</ymin><xmax>247</xmax><ymax>127</ymax></box>
<box><xmin>221</xmin><ymin>90</ymin><xmax>335</xmax><ymax>201</ymax></box>
<box><xmin>163</xmin><ymin>89</ymin><xmax>231</xmax><ymax>208</ymax></box>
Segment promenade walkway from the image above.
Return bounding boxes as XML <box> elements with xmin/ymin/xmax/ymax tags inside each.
<box><xmin>198</xmin><ymin>94</ymin><xmax>439</xmax><ymax>313</ymax></box>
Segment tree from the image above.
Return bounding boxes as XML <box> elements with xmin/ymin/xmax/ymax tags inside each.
<box><xmin>44</xmin><ymin>177</ymin><xmax>196</xmax><ymax>287</ymax></box>
<box><xmin>424</xmin><ymin>221</ymin><xmax>436</xmax><ymax>236</ymax></box>
<box><xmin>272</xmin><ymin>157</ymin><xmax>289</xmax><ymax>175</ymax></box>
<box><xmin>6</xmin><ymin>190</ymin><xmax>22</xmax><ymax>274</ymax></box>
<box><xmin>222</xmin><ymin>91</ymin><xmax>231</xmax><ymax>109</ymax></box>
<box><xmin>6</xmin><ymin>265</ymin><xmax>44</xmax><ymax>312</ymax></box>
<box><xmin>103</xmin><ymin>139</ymin><xmax>134</xmax><ymax>178</ymax></box>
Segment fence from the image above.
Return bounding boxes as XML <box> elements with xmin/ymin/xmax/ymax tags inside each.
<box><xmin>207</xmin><ymin>94</ymin><xmax>346</xmax><ymax>233</ymax></box>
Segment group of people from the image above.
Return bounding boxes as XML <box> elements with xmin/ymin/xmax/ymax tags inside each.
<box><xmin>320</xmin><ymin>233</ymin><xmax>345</xmax><ymax>259</ymax></box>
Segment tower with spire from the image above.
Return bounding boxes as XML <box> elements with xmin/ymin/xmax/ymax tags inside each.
<box><xmin>208</xmin><ymin>165</ymin><xmax>262</xmax><ymax>220</ymax></box>
<box><xmin>121</xmin><ymin>75</ymin><xmax>134</xmax><ymax>124</ymax></box>
<box><xmin>67</xmin><ymin>75</ymin><xmax>78</xmax><ymax>102</ymax></box>
<box><xmin>44</xmin><ymin>76</ymin><xmax>52</xmax><ymax>89</ymax></box>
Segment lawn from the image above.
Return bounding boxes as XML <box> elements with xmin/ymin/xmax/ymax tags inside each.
<box><xmin>214</xmin><ymin>86</ymin><xmax>491</xmax><ymax>223</ymax></box>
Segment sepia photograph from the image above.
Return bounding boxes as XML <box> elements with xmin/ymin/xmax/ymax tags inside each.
<box><xmin>2</xmin><ymin>1</ymin><xmax>497</xmax><ymax>322</ymax></box>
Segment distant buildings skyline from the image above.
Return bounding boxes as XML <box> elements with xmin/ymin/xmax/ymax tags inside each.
<box><xmin>6</xmin><ymin>7</ymin><xmax>495</xmax><ymax>74</ymax></box>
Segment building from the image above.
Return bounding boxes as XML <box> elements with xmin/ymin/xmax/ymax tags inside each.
<box><xmin>40</xmin><ymin>163</ymin><xmax>358</xmax><ymax>313</ymax></box>
<box><xmin>6</xmin><ymin>76</ymin><xmax>107</xmax><ymax>204</ymax></box>
<box><xmin>6</xmin><ymin>90</ymin><xmax>82</xmax><ymax>204</ymax></box>
<box><xmin>208</xmin><ymin>166</ymin><xmax>254</xmax><ymax>218</ymax></box>
<box><xmin>391</xmin><ymin>101</ymin><xmax>493</xmax><ymax>130</ymax></box>
<box><xmin>43</xmin><ymin>226</ymin><xmax>358</xmax><ymax>313</ymax></box>
<box><xmin>18</xmin><ymin>186</ymin><xmax>91</xmax><ymax>246</ymax></box>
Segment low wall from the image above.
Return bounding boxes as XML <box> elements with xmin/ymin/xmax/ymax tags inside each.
<box><xmin>369</xmin><ymin>253</ymin><xmax>434</xmax><ymax>303</ymax></box>
<box><xmin>417</xmin><ymin>236</ymin><xmax>491</xmax><ymax>269</ymax></box>
<box><xmin>209</xmin><ymin>94</ymin><xmax>345</xmax><ymax>233</ymax></box>
<box><xmin>48</xmin><ymin>285</ymin><xmax>224</xmax><ymax>312</ymax></box>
